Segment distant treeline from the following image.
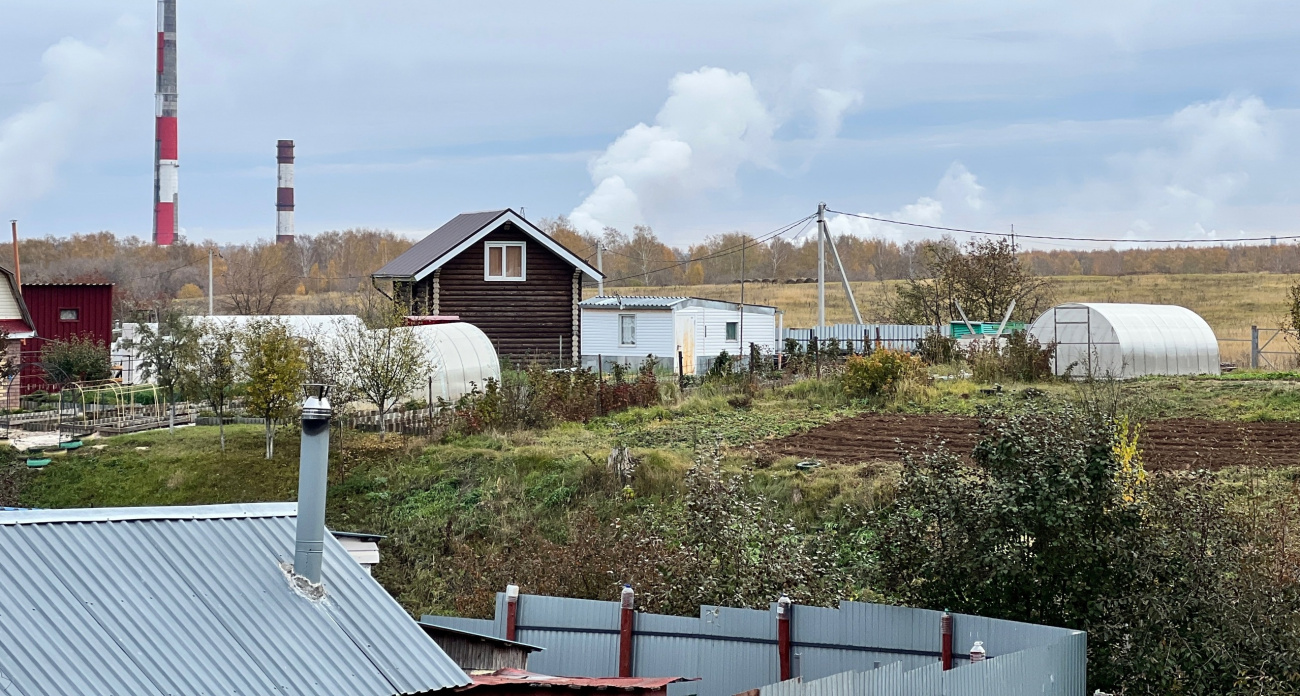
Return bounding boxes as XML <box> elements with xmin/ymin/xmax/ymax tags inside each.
<box><xmin>18</xmin><ymin>221</ymin><xmax>1300</xmax><ymax>318</ymax></box>
<box><xmin>540</xmin><ymin>216</ymin><xmax>1300</xmax><ymax>285</ymax></box>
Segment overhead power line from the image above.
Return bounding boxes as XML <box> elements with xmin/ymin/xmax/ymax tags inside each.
<box><xmin>826</xmin><ymin>209</ymin><xmax>1299</xmax><ymax>245</ymax></box>
<box><xmin>601</xmin><ymin>214</ymin><xmax>815</xmax><ymax>285</ymax></box>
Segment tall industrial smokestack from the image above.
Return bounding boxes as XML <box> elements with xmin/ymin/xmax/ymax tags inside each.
<box><xmin>152</xmin><ymin>0</ymin><xmax>179</xmax><ymax>246</ymax></box>
<box><xmin>275</xmin><ymin>140</ymin><xmax>295</xmax><ymax>245</ymax></box>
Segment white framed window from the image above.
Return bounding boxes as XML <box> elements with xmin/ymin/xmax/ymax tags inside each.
<box><xmin>619</xmin><ymin>314</ymin><xmax>637</xmax><ymax>345</ymax></box>
<box><xmin>60</xmin><ymin>308</ymin><xmax>80</xmax><ymax>322</ymax></box>
<box><xmin>484</xmin><ymin>242</ymin><xmax>526</xmax><ymax>281</ymax></box>
<box><xmin>725</xmin><ymin>321</ymin><xmax>738</xmax><ymax>341</ymax></box>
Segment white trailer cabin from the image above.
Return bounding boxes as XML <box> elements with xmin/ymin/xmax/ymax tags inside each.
<box><xmin>580</xmin><ymin>296</ymin><xmax>778</xmax><ymax>374</ymax></box>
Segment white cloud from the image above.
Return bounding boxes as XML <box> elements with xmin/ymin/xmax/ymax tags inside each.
<box><xmin>810</xmin><ymin>87</ymin><xmax>863</xmax><ymax>141</ymax></box>
<box><xmin>0</xmin><ymin>26</ymin><xmax>135</xmax><ymax>212</ymax></box>
<box><xmin>1067</xmin><ymin>94</ymin><xmax>1284</xmax><ymax>240</ymax></box>
<box><xmin>570</xmin><ymin>67</ymin><xmax>777</xmax><ymax>234</ymax></box>
<box><xmin>826</xmin><ymin>162</ymin><xmax>986</xmax><ymax>241</ymax></box>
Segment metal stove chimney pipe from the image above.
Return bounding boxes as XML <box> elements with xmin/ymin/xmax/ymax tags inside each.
<box><xmin>294</xmin><ymin>384</ymin><xmax>332</xmax><ymax>583</ymax></box>
<box><xmin>275</xmin><ymin>140</ymin><xmax>295</xmax><ymax>245</ymax></box>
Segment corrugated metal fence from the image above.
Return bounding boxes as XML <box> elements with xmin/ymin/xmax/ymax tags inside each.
<box><xmin>783</xmin><ymin>324</ymin><xmax>948</xmax><ymax>353</ymax></box>
<box><xmin>422</xmin><ymin>594</ymin><xmax>1086</xmax><ymax>696</ymax></box>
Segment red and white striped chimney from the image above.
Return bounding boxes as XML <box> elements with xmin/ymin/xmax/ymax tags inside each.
<box><xmin>152</xmin><ymin>0</ymin><xmax>179</xmax><ymax>246</ymax></box>
<box><xmin>276</xmin><ymin>140</ymin><xmax>295</xmax><ymax>245</ymax></box>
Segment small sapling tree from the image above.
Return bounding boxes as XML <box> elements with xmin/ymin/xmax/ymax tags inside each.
<box><xmin>238</xmin><ymin>318</ymin><xmax>305</xmax><ymax>458</ymax></box>
<box><xmin>133</xmin><ymin>312</ymin><xmax>199</xmax><ymax>433</ymax></box>
<box><xmin>193</xmin><ymin>321</ymin><xmax>238</xmax><ymax>451</ymax></box>
<box><xmin>336</xmin><ymin>312</ymin><xmax>431</xmax><ymax>440</ymax></box>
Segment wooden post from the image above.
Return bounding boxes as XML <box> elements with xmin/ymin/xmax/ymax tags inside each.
<box><xmin>875</xmin><ymin>326</ymin><xmax>883</xmax><ymax>351</ymax></box>
<box><xmin>941</xmin><ymin>612</ymin><xmax>953</xmax><ymax>670</ymax></box>
<box><xmin>619</xmin><ymin>585</ymin><xmax>635</xmax><ymax>677</ymax></box>
<box><xmin>1251</xmin><ymin>325</ymin><xmax>1259</xmax><ymax>369</ymax></box>
<box><xmin>777</xmin><ymin>595</ymin><xmax>793</xmax><ymax>681</ymax></box>
<box><xmin>678</xmin><ymin>350</ymin><xmax>685</xmax><ymax>389</ymax></box>
<box><xmin>505</xmin><ymin>584</ymin><xmax>520</xmax><ymax>641</ymax></box>
<box><xmin>597</xmin><ymin>355</ymin><xmax>604</xmax><ymax>416</ymax></box>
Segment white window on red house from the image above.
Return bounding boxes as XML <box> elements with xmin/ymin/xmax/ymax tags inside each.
<box><xmin>59</xmin><ymin>309</ymin><xmax>79</xmax><ymax>321</ymax></box>
<box><xmin>485</xmin><ymin>242</ymin><xmax>525</xmax><ymax>281</ymax></box>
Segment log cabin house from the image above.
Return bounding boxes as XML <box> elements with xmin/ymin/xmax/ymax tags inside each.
<box><xmin>372</xmin><ymin>209</ymin><xmax>601</xmax><ymax>365</ymax></box>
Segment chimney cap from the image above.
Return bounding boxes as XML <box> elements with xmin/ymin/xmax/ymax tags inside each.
<box><xmin>301</xmin><ymin>384</ymin><xmax>332</xmax><ymax>422</ymax></box>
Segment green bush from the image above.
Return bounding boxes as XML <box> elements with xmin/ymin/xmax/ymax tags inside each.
<box><xmin>873</xmin><ymin>405</ymin><xmax>1300</xmax><ymax>694</ymax></box>
<box><xmin>966</xmin><ymin>332</ymin><xmax>1054</xmax><ymax>383</ymax></box>
<box><xmin>842</xmin><ymin>349</ymin><xmax>926</xmax><ymax>398</ymax></box>
<box><xmin>917</xmin><ymin>331</ymin><xmax>958</xmax><ymax>364</ymax></box>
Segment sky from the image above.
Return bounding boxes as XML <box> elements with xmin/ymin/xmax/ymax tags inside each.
<box><xmin>2</xmin><ymin>1</ymin><xmax>1300</xmax><ymax>250</ymax></box>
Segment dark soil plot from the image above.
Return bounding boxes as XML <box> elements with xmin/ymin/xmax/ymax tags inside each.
<box><xmin>762</xmin><ymin>414</ymin><xmax>1300</xmax><ymax>470</ymax></box>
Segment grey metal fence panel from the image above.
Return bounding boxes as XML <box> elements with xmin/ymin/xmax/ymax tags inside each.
<box><xmin>764</xmin><ymin>631</ymin><xmax>1088</xmax><ymax>696</ymax></box>
<box><xmin>475</xmin><ymin>593</ymin><xmax>1084</xmax><ymax>696</ymax></box>
<box><xmin>783</xmin><ymin>324</ymin><xmax>948</xmax><ymax>353</ymax></box>
<box><xmin>515</xmin><ymin>595</ymin><xmax>621</xmax><ymax>677</ymax></box>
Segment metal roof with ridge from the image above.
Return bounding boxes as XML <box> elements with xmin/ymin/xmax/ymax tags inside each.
<box><xmin>0</xmin><ymin>503</ymin><xmax>469</xmax><ymax>696</ymax></box>
<box><xmin>373</xmin><ymin>209</ymin><xmax>601</xmax><ymax>282</ymax></box>
<box><xmin>580</xmin><ymin>295</ymin><xmax>777</xmax><ymax>313</ymax></box>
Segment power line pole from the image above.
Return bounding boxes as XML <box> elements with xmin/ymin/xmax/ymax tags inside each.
<box><xmin>740</xmin><ymin>234</ymin><xmax>745</xmax><ymax>366</ymax></box>
<box><xmin>817</xmin><ymin>202</ymin><xmax>826</xmax><ymax>333</ymax></box>
<box><xmin>207</xmin><ymin>248</ymin><xmax>213</xmax><ymax>315</ymax></box>
<box><xmin>1011</xmin><ymin>223</ymin><xmax>1015</xmax><ymax>252</ymax></box>
<box><xmin>596</xmin><ymin>242</ymin><xmax>604</xmax><ymax>295</ymax></box>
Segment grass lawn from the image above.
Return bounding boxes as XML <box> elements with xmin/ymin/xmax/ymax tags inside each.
<box><xmin>6</xmin><ymin>370</ymin><xmax>1300</xmax><ymax>618</ymax></box>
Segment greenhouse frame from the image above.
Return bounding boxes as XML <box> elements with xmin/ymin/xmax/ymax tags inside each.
<box><xmin>1027</xmin><ymin>302</ymin><xmax>1220</xmax><ymax>379</ymax></box>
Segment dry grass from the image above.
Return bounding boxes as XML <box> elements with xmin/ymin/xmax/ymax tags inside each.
<box><xmin>593</xmin><ymin>272</ymin><xmax>1300</xmax><ymax>364</ymax></box>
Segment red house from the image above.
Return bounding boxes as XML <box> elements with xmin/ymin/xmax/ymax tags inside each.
<box><xmin>20</xmin><ymin>283</ymin><xmax>114</xmax><ymax>393</ymax></box>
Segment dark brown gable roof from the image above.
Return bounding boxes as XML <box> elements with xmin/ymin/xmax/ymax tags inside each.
<box><xmin>374</xmin><ymin>209</ymin><xmax>602</xmax><ymax>281</ymax></box>
<box><xmin>373</xmin><ymin>210</ymin><xmax>508</xmax><ymax>278</ymax></box>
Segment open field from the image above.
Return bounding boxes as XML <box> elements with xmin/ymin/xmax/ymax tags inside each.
<box><xmin>760</xmin><ymin>412</ymin><xmax>1300</xmax><ymax>470</ymax></box>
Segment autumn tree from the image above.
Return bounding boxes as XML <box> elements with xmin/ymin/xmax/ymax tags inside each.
<box><xmin>40</xmin><ymin>334</ymin><xmax>111</xmax><ymax>385</ymax></box>
<box><xmin>336</xmin><ymin>312</ymin><xmax>431</xmax><ymax>440</ymax></box>
<box><xmin>193</xmin><ymin>321</ymin><xmax>239</xmax><ymax>451</ymax></box>
<box><xmin>132</xmin><ymin>311</ymin><xmax>199</xmax><ymax>432</ymax></box>
<box><xmin>893</xmin><ymin>238</ymin><xmax>1053</xmax><ymax>325</ymax></box>
<box><xmin>238</xmin><ymin>318</ymin><xmax>306</xmax><ymax>458</ymax></box>
<box><xmin>222</xmin><ymin>241</ymin><xmax>298</xmax><ymax>315</ymax></box>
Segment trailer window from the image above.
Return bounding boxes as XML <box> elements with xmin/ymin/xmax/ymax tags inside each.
<box><xmin>725</xmin><ymin>321</ymin><xmax>738</xmax><ymax>341</ymax></box>
<box><xmin>620</xmin><ymin>315</ymin><xmax>636</xmax><ymax>345</ymax></box>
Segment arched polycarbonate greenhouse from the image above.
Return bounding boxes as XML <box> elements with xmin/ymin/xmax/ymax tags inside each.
<box><xmin>1027</xmin><ymin>303</ymin><xmax>1220</xmax><ymax>379</ymax></box>
<box><xmin>403</xmin><ymin>322</ymin><xmax>501</xmax><ymax>404</ymax></box>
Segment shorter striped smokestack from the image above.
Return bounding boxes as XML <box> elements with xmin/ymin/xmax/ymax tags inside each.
<box><xmin>276</xmin><ymin>140</ymin><xmax>295</xmax><ymax>245</ymax></box>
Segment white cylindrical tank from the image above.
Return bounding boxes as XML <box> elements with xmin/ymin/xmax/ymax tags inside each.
<box><xmin>402</xmin><ymin>322</ymin><xmax>500</xmax><ymax>404</ymax></box>
<box><xmin>1028</xmin><ymin>303</ymin><xmax>1219</xmax><ymax>379</ymax></box>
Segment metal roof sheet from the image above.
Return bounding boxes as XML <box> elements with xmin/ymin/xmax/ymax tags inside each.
<box><xmin>579</xmin><ymin>296</ymin><xmax>692</xmax><ymax>309</ymax></box>
<box><xmin>373</xmin><ymin>210</ymin><xmax>601</xmax><ymax>281</ymax></box>
<box><xmin>464</xmin><ymin>668</ymin><xmax>691</xmax><ymax>690</ymax></box>
<box><xmin>418</xmin><ymin>622</ymin><xmax>545</xmax><ymax>652</ymax></box>
<box><xmin>375</xmin><ymin>210</ymin><xmax>508</xmax><ymax>278</ymax></box>
<box><xmin>0</xmin><ymin>503</ymin><xmax>468</xmax><ymax>696</ymax></box>
<box><xmin>580</xmin><ymin>296</ymin><xmax>779</xmax><ymax>313</ymax></box>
